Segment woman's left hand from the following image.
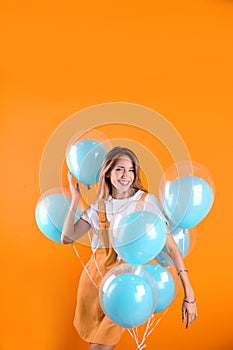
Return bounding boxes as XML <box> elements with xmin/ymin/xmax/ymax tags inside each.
<box><xmin>182</xmin><ymin>299</ymin><xmax>198</xmax><ymax>329</ymax></box>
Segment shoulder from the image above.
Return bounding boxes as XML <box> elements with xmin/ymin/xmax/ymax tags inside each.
<box><xmin>130</xmin><ymin>190</ymin><xmax>161</xmax><ymax>205</ymax></box>
<box><xmin>80</xmin><ymin>200</ymin><xmax>99</xmax><ymax>223</ymax></box>
<box><xmin>132</xmin><ymin>190</ymin><xmax>146</xmax><ymax>200</ymax></box>
<box><xmin>144</xmin><ymin>192</ymin><xmax>162</xmax><ymax>207</ymax></box>
<box><xmin>80</xmin><ymin>201</ymin><xmax>102</xmax><ymax>234</ymax></box>
<box><xmin>141</xmin><ymin>192</ymin><xmax>167</xmax><ymax>223</ymax></box>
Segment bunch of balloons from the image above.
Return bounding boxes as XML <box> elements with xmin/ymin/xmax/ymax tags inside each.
<box><xmin>35</xmin><ymin>142</ymin><xmax>215</xmax><ymax>330</ymax></box>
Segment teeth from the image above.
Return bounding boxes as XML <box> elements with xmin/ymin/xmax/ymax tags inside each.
<box><xmin>119</xmin><ymin>180</ymin><xmax>129</xmax><ymax>185</ymax></box>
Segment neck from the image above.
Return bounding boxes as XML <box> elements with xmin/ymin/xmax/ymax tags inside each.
<box><xmin>111</xmin><ymin>192</ymin><xmax>128</xmax><ymax>199</ymax></box>
<box><xmin>111</xmin><ymin>188</ymin><xmax>134</xmax><ymax>199</ymax></box>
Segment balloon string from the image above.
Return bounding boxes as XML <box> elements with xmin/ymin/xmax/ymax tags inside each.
<box><xmin>139</xmin><ymin>308</ymin><xmax>170</xmax><ymax>348</ymax></box>
<box><xmin>82</xmin><ymin>184</ymin><xmax>103</xmax><ymax>281</ymax></box>
<box><xmin>128</xmin><ymin>308</ymin><xmax>170</xmax><ymax>350</ymax></box>
<box><xmin>88</xmin><ymin>232</ymin><xmax>104</xmax><ymax>280</ymax></box>
<box><xmin>140</xmin><ymin>315</ymin><xmax>154</xmax><ymax>344</ymax></box>
<box><xmin>83</xmin><ymin>183</ymin><xmax>104</xmax><ymax>281</ymax></box>
<box><xmin>153</xmin><ymin>307</ymin><xmax>169</xmax><ymax>330</ymax></box>
<box><xmin>127</xmin><ymin>327</ymin><xmax>147</xmax><ymax>350</ymax></box>
<box><xmin>127</xmin><ymin>328</ymin><xmax>141</xmax><ymax>349</ymax></box>
<box><xmin>135</xmin><ymin>326</ymin><xmax>139</xmax><ymax>341</ymax></box>
<box><xmin>71</xmin><ymin>243</ymin><xmax>99</xmax><ymax>290</ymax></box>
<box><xmin>82</xmin><ymin>184</ymin><xmax>90</xmax><ymax>203</ymax></box>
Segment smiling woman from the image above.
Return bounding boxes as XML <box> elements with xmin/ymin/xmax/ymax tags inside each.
<box><xmin>1</xmin><ymin>0</ymin><xmax>232</xmax><ymax>347</ymax></box>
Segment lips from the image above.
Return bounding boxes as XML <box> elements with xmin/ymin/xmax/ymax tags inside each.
<box><xmin>118</xmin><ymin>180</ymin><xmax>131</xmax><ymax>186</ymax></box>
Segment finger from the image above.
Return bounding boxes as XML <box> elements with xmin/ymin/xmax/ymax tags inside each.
<box><xmin>186</xmin><ymin>316</ymin><xmax>191</xmax><ymax>329</ymax></box>
<box><xmin>186</xmin><ymin>314</ymin><xmax>194</xmax><ymax>329</ymax></box>
<box><xmin>67</xmin><ymin>171</ymin><xmax>72</xmax><ymax>181</ymax></box>
<box><xmin>67</xmin><ymin>172</ymin><xmax>75</xmax><ymax>187</ymax></box>
<box><xmin>182</xmin><ymin>307</ymin><xmax>186</xmax><ymax>323</ymax></box>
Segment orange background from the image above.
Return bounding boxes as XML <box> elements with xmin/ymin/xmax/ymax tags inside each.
<box><xmin>1</xmin><ymin>1</ymin><xmax>233</xmax><ymax>349</ymax></box>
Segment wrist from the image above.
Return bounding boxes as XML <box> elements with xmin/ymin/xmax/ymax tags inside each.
<box><xmin>183</xmin><ymin>297</ymin><xmax>196</xmax><ymax>304</ymax></box>
<box><xmin>177</xmin><ymin>269</ymin><xmax>188</xmax><ymax>276</ymax></box>
<box><xmin>184</xmin><ymin>289</ymin><xmax>195</xmax><ymax>299</ymax></box>
<box><xmin>71</xmin><ymin>197</ymin><xmax>79</xmax><ymax>208</ymax></box>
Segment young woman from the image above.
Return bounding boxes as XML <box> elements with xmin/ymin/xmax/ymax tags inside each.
<box><xmin>61</xmin><ymin>146</ymin><xmax>197</xmax><ymax>350</ymax></box>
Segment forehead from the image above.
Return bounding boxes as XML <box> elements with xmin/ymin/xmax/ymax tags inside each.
<box><xmin>114</xmin><ymin>156</ymin><xmax>133</xmax><ymax>167</ymax></box>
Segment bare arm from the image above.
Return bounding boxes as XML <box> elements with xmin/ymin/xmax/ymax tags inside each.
<box><xmin>165</xmin><ymin>227</ymin><xmax>197</xmax><ymax>329</ymax></box>
<box><xmin>61</xmin><ymin>171</ymin><xmax>91</xmax><ymax>244</ymax></box>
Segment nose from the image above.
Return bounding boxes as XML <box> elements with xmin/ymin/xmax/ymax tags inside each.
<box><xmin>122</xmin><ymin>169</ymin><xmax>127</xmax><ymax>178</ymax></box>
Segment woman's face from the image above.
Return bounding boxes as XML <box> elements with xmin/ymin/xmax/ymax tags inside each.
<box><xmin>109</xmin><ymin>156</ymin><xmax>135</xmax><ymax>198</ymax></box>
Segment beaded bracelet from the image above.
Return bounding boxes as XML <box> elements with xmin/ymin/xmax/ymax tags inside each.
<box><xmin>177</xmin><ymin>269</ymin><xmax>188</xmax><ymax>276</ymax></box>
<box><xmin>183</xmin><ymin>298</ymin><xmax>196</xmax><ymax>304</ymax></box>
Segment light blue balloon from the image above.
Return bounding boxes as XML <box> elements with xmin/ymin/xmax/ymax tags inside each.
<box><xmin>100</xmin><ymin>267</ymin><xmax>156</xmax><ymax>327</ymax></box>
<box><xmin>155</xmin><ymin>251</ymin><xmax>174</xmax><ymax>267</ymax></box>
<box><xmin>170</xmin><ymin>224</ymin><xmax>190</xmax><ymax>257</ymax></box>
<box><xmin>144</xmin><ymin>264</ymin><xmax>175</xmax><ymax>313</ymax></box>
<box><xmin>158</xmin><ymin>225</ymin><xmax>190</xmax><ymax>260</ymax></box>
<box><xmin>66</xmin><ymin>139</ymin><xmax>107</xmax><ymax>186</ymax></box>
<box><xmin>163</xmin><ymin>176</ymin><xmax>214</xmax><ymax>229</ymax></box>
<box><xmin>35</xmin><ymin>193</ymin><xmax>81</xmax><ymax>243</ymax></box>
<box><xmin>111</xmin><ymin>211</ymin><xmax>167</xmax><ymax>265</ymax></box>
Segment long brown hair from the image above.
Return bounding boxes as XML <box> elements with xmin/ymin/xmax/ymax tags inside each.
<box><xmin>97</xmin><ymin>146</ymin><xmax>147</xmax><ymax>200</ymax></box>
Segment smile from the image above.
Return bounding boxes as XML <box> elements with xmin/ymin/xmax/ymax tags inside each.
<box><xmin>118</xmin><ymin>180</ymin><xmax>131</xmax><ymax>186</ymax></box>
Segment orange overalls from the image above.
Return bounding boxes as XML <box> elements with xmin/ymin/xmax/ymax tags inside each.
<box><xmin>73</xmin><ymin>193</ymin><xmax>147</xmax><ymax>346</ymax></box>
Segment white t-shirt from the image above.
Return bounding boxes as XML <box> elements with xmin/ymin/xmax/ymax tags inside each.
<box><xmin>81</xmin><ymin>190</ymin><xmax>166</xmax><ymax>252</ymax></box>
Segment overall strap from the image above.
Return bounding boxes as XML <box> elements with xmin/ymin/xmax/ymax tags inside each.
<box><xmin>98</xmin><ymin>199</ymin><xmax>107</xmax><ymax>226</ymax></box>
<box><xmin>140</xmin><ymin>192</ymin><xmax>147</xmax><ymax>202</ymax></box>
<box><xmin>97</xmin><ymin>199</ymin><xmax>111</xmax><ymax>251</ymax></box>
<box><xmin>135</xmin><ymin>191</ymin><xmax>148</xmax><ymax>210</ymax></box>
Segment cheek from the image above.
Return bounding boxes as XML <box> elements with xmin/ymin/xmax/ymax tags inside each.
<box><xmin>110</xmin><ymin>172</ymin><xmax>119</xmax><ymax>181</ymax></box>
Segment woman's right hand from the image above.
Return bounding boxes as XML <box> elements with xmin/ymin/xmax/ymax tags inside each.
<box><xmin>67</xmin><ymin>171</ymin><xmax>80</xmax><ymax>202</ymax></box>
